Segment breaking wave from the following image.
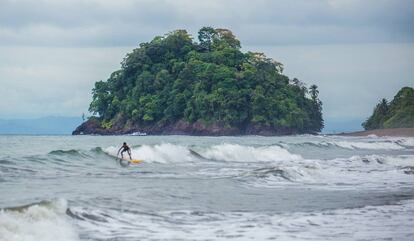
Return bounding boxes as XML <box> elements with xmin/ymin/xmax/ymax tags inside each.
<box><xmin>103</xmin><ymin>143</ymin><xmax>302</xmax><ymax>164</ymax></box>
<box><xmin>242</xmin><ymin>154</ymin><xmax>414</xmax><ymax>189</ymax></box>
<box><xmin>67</xmin><ymin>200</ymin><xmax>414</xmax><ymax>241</ymax></box>
<box><xmin>284</xmin><ymin>140</ymin><xmax>407</xmax><ymax>150</ymax></box>
<box><xmin>104</xmin><ymin>143</ymin><xmax>195</xmax><ymax>163</ymax></box>
<box><xmin>2</xmin><ymin>141</ymin><xmax>414</xmax><ymax>190</ymax></box>
<box><xmin>202</xmin><ymin>144</ymin><xmax>302</xmax><ymax>162</ymax></box>
<box><xmin>0</xmin><ymin>199</ymin><xmax>78</xmax><ymax>241</ymax></box>
<box><xmin>333</xmin><ymin>141</ymin><xmax>404</xmax><ymax>150</ymax></box>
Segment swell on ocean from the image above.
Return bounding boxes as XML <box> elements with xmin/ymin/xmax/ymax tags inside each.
<box><xmin>1</xmin><ymin>135</ymin><xmax>414</xmax><ymax>240</ymax></box>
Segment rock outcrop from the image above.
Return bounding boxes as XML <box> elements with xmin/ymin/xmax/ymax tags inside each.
<box><xmin>72</xmin><ymin>118</ymin><xmax>300</xmax><ymax>136</ymax></box>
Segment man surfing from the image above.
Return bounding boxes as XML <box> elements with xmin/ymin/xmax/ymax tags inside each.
<box><xmin>117</xmin><ymin>142</ymin><xmax>132</xmax><ymax>160</ymax></box>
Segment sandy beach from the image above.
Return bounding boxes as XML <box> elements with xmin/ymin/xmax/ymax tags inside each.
<box><xmin>337</xmin><ymin>128</ymin><xmax>414</xmax><ymax>137</ymax></box>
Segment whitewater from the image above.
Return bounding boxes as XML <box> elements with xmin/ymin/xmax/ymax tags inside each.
<box><xmin>1</xmin><ymin>135</ymin><xmax>414</xmax><ymax>241</ymax></box>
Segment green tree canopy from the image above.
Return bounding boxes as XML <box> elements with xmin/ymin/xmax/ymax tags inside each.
<box><xmin>363</xmin><ymin>87</ymin><xmax>414</xmax><ymax>129</ymax></box>
<box><xmin>89</xmin><ymin>27</ymin><xmax>324</xmax><ymax>133</ymax></box>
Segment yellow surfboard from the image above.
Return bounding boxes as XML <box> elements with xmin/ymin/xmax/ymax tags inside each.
<box><xmin>129</xmin><ymin>159</ymin><xmax>143</xmax><ymax>164</ymax></box>
<box><xmin>119</xmin><ymin>157</ymin><xmax>143</xmax><ymax>164</ymax></box>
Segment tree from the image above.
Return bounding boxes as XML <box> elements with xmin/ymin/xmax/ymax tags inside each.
<box><xmin>198</xmin><ymin>27</ymin><xmax>216</xmax><ymax>51</ymax></box>
<box><xmin>363</xmin><ymin>87</ymin><xmax>414</xmax><ymax>129</ymax></box>
<box><xmin>87</xmin><ymin>27</ymin><xmax>324</xmax><ymax>134</ymax></box>
<box><xmin>214</xmin><ymin>28</ymin><xmax>241</xmax><ymax>49</ymax></box>
<box><xmin>307</xmin><ymin>85</ymin><xmax>324</xmax><ymax>132</ymax></box>
<box><xmin>309</xmin><ymin>84</ymin><xmax>319</xmax><ymax>102</ymax></box>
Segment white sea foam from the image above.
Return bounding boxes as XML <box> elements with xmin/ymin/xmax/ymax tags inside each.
<box><xmin>201</xmin><ymin>144</ymin><xmax>302</xmax><ymax>163</ymax></box>
<box><xmin>349</xmin><ymin>154</ymin><xmax>414</xmax><ymax>167</ymax></box>
<box><xmin>333</xmin><ymin>140</ymin><xmax>404</xmax><ymax>150</ymax></box>
<box><xmin>244</xmin><ymin>154</ymin><xmax>414</xmax><ymax>189</ymax></box>
<box><xmin>0</xmin><ymin>199</ymin><xmax>79</xmax><ymax>241</ymax></box>
<box><xmin>323</xmin><ymin>155</ymin><xmax>414</xmax><ymax>187</ymax></box>
<box><xmin>133</xmin><ymin>143</ymin><xmax>195</xmax><ymax>163</ymax></box>
<box><xmin>282</xmin><ymin>139</ymin><xmax>406</xmax><ymax>150</ymax></box>
<box><xmin>71</xmin><ymin>200</ymin><xmax>414</xmax><ymax>241</ymax></box>
<box><xmin>396</xmin><ymin>137</ymin><xmax>414</xmax><ymax>147</ymax></box>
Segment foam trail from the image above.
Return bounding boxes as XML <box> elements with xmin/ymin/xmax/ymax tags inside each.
<box><xmin>0</xmin><ymin>199</ymin><xmax>79</xmax><ymax>241</ymax></box>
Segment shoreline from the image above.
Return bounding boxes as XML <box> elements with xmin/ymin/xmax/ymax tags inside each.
<box><xmin>335</xmin><ymin>128</ymin><xmax>414</xmax><ymax>137</ymax></box>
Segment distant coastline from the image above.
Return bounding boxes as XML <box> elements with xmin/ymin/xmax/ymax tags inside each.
<box><xmin>0</xmin><ymin>116</ymin><xmax>82</xmax><ymax>135</ymax></box>
<box><xmin>336</xmin><ymin>128</ymin><xmax>414</xmax><ymax>137</ymax></box>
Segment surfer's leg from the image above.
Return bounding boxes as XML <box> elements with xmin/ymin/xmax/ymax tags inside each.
<box><xmin>128</xmin><ymin>149</ymin><xmax>132</xmax><ymax>159</ymax></box>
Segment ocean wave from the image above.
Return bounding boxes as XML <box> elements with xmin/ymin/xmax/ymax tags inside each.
<box><xmin>334</xmin><ymin>154</ymin><xmax>414</xmax><ymax>168</ymax></box>
<box><xmin>0</xmin><ymin>147</ymin><xmax>120</xmax><ymax>180</ymax></box>
<box><xmin>394</xmin><ymin>137</ymin><xmax>414</xmax><ymax>148</ymax></box>
<box><xmin>240</xmin><ymin>163</ymin><xmax>323</xmax><ymax>188</ymax></box>
<box><xmin>0</xmin><ymin>159</ymin><xmax>15</xmax><ymax>165</ymax></box>
<box><xmin>333</xmin><ymin>140</ymin><xmax>404</xmax><ymax>150</ymax></box>
<box><xmin>104</xmin><ymin>143</ymin><xmax>301</xmax><ymax>164</ymax></box>
<box><xmin>48</xmin><ymin>148</ymin><xmax>109</xmax><ymax>159</ymax></box>
<box><xmin>105</xmin><ymin>143</ymin><xmax>196</xmax><ymax>164</ymax></box>
<box><xmin>305</xmin><ymin>140</ymin><xmax>402</xmax><ymax>150</ymax></box>
<box><xmin>201</xmin><ymin>144</ymin><xmax>302</xmax><ymax>163</ymax></box>
<box><xmin>0</xmin><ymin>199</ymin><xmax>79</xmax><ymax>241</ymax></box>
<box><xmin>238</xmin><ymin>154</ymin><xmax>414</xmax><ymax>189</ymax></box>
<box><xmin>277</xmin><ymin>139</ymin><xmax>407</xmax><ymax>151</ymax></box>
<box><xmin>69</xmin><ymin>200</ymin><xmax>414</xmax><ymax>241</ymax></box>
<box><xmin>248</xmin><ymin>166</ymin><xmax>310</xmax><ymax>182</ymax></box>
<box><xmin>49</xmin><ymin>149</ymin><xmax>84</xmax><ymax>156</ymax></box>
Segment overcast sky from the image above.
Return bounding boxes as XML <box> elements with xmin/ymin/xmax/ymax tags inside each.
<box><xmin>0</xmin><ymin>0</ymin><xmax>413</xmax><ymax>131</ymax></box>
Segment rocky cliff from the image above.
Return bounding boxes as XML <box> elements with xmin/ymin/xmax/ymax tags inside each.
<box><xmin>72</xmin><ymin>117</ymin><xmax>300</xmax><ymax>136</ymax></box>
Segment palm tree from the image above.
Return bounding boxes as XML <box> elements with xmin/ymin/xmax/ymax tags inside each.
<box><xmin>309</xmin><ymin>84</ymin><xmax>319</xmax><ymax>102</ymax></box>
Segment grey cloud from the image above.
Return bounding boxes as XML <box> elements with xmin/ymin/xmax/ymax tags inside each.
<box><xmin>0</xmin><ymin>0</ymin><xmax>178</xmax><ymax>27</ymax></box>
<box><xmin>247</xmin><ymin>43</ymin><xmax>414</xmax><ymax>120</ymax></box>
<box><xmin>0</xmin><ymin>0</ymin><xmax>413</xmax><ymax>128</ymax></box>
<box><xmin>0</xmin><ymin>46</ymin><xmax>130</xmax><ymax>118</ymax></box>
<box><xmin>0</xmin><ymin>0</ymin><xmax>413</xmax><ymax>47</ymax></box>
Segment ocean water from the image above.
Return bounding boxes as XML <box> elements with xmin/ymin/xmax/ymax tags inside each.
<box><xmin>1</xmin><ymin>135</ymin><xmax>414</xmax><ymax>241</ymax></box>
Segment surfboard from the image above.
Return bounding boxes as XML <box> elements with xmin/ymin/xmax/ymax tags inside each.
<box><xmin>119</xmin><ymin>158</ymin><xmax>143</xmax><ymax>164</ymax></box>
<box><xmin>129</xmin><ymin>159</ymin><xmax>143</xmax><ymax>164</ymax></box>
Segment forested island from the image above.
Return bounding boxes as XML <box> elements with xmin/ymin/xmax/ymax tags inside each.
<box><xmin>362</xmin><ymin>86</ymin><xmax>414</xmax><ymax>130</ymax></box>
<box><xmin>73</xmin><ymin>27</ymin><xmax>323</xmax><ymax>136</ymax></box>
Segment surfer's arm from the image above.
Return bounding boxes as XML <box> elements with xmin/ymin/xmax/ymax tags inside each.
<box><xmin>117</xmin><ymin>147</ymin><xmax>122</xmax><ymax>156</ymax></box>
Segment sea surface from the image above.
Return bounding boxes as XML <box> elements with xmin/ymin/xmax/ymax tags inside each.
<box><xmin>1</xmin><ymin>135</ymin><xmax>414</xmax><ymax>241</ymax></box>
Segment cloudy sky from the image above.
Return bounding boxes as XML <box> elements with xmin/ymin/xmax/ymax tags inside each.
<box><xmin>0</xmin><ymin>0</ymin><xmax>413</xmax><ymax>131</ymax></box>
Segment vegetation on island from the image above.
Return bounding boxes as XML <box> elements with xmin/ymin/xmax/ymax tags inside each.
<box><xmin>87</xmin><ymin>27</ymin><xmax>323</xmax><ymax>134</ymax></box>
<box><xmin>363</xmin><ymin>86</ymin><xmax>414</xmax><ymax>130</ymax></box>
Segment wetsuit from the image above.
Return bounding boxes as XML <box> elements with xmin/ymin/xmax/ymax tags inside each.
<box><xmin>118</xmin><ymin>145</ymin><xmax>131</xmax><ymax>159</ymax></box>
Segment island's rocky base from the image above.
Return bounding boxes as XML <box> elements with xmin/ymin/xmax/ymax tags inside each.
<box><xmin>72</xmin><ymin>118</ymin><xmax>303</xmax><ymax>136</ymax></box>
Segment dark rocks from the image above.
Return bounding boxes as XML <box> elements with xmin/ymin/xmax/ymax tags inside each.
<box><xmin>72</xmin><ymin>118</ymin><xmax>304</xmax><ymax>136</ymax></box>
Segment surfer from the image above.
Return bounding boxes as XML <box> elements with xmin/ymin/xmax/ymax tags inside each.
<box><xmin>117</xmin><ymin>142</ymin><xmax>132</xmax><ymax>160</ymax></box>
